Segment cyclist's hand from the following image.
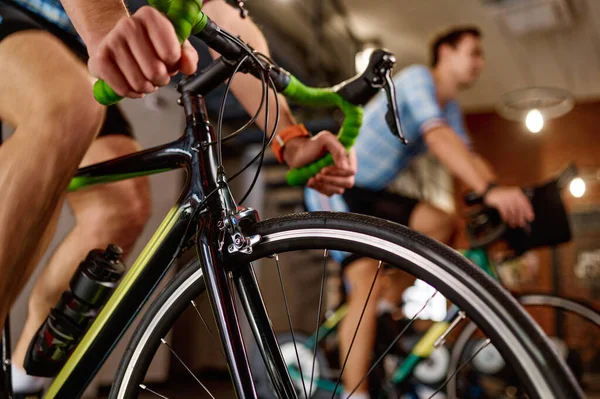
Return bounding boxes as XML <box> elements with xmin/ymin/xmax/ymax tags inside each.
<box><xmin>283</xmin><ymin>131</ymin><xmax>357</xmax><ymax>196</ymax></box>
<box><xmin>88</xmin><ymin>6</ymin><xmax>199</xmax><ymax>99</ymax></box>
<box><xmin>484</xmin><ymin>186</ymin><xmax>534</xmax><ymax>228</ymax></box>
<box><xmin>308</xmin><ymin>149</ymin><xmax>357</xmax><ymax>196</ymax></box>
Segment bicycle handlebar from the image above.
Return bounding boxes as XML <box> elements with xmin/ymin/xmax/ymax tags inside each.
<box><xmin>282</xmin><ymin>77</ymin><xmax>363</xmax><ymax>185</ymax></box>
<box><xmin>93</xmin><ymin>0</ymin><xmax>406</xmax><ymax>186</ymax></box>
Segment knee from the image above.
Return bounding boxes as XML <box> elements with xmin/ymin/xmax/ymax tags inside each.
<box><xmin>42</xmin><ymin>91</ymin><xmax>105</xmax><ymax>150</ymax></box>
<box><xmin>417</xmin><ymin>210</ymin><xmax>458</xmax><ymax>244</ymax></box>
<box><xmin>75</xmin><ymin>178</ymin><xmax>152</xmax><ymax>254</ymax></box>
<box><xmin>438</xmin><ymin>212</ymin><xmax>459</xmax><ymax>242</ymax></box>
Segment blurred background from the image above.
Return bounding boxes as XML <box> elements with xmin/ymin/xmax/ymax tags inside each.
<box><xmin>5</xmin><ymin>0</ymin><xmax>600</xmax><ymax>397</ymax></box>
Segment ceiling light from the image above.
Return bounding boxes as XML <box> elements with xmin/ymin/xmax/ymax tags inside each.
<box><xmin>570</xmin><ymin>177</ymin><xmax>586</xmax><ymax>198</ymax></box>
<box><xmin>525</xmin><ymin>109</ymin><xmax>544</xmax><ymax>133</ymax></box>
<box><xmin>496</xmin><ymin>87</ymin><xmax>574</xmax><ymax>131</ymax></box>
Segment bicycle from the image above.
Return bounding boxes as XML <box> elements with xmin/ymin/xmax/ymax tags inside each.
<box><xmin>0</xmin><ymin>1</ymin><xmax>585</xmax><ymax>398</ymax></box>
<box><xmin>252</xmin><ymin>164</ymin><xmax>600</xmax><ymax>398</ymax></box>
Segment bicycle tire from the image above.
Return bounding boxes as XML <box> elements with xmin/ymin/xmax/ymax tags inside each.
<box><xmin>446</xmin><ymin>294</ymin><xmax>600</xmax><ymax>399</ymax></box>
<box><xmin>109</xmin><ymin>212</ymin><xmax>583</xmax><ymax>399</ymax></box>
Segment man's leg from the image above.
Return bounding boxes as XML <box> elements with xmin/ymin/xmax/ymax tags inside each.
<box><xmin>11</xmin><ymin>135</ymin><xmax>151</xmax><ymax>381</ymax></box>
<box><xmin>338</xmin><ymin>258</ymin><xmax>384</xmax><ymax>398</ymax></box>
<box><xmin>0</xmin><ymin>31</ymin><xmax>105</xmax><ymax>329</ymax></box>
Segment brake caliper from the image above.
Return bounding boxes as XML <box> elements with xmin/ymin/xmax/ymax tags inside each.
<box><xmin>218</xmin><ymin>208</ymin><xmax>261</xmax><ymax>255</ymax></box>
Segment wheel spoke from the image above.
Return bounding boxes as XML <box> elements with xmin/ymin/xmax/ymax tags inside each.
<box><xmin>139</xmin><ymin>384</ymin><xmax>171</xmax><ymax>399</ymax></box>
<box><xmin>274</xmin><ymin>253</ymin><xmax>309</xmax><ymax>399</ymax></box>
<box><xmin>309</xmin><ymin>249</ymin><xmax>329</xmax><ymax>397</ymax></box>
<box><xmin>191</xmin><ymin>300</ymin><xmax>226</xmax><ymax>360</ymax></box>
<box><xmin>346</xmin><ymin>289</ymin><xmax>440</xmax><ymax>398</ymax></box>
<box><xmin>332</xmin><ymin>260</ymin><xmax>383</xmax><ymax>399</ymax></box>
<box><xmin>160</xmin><ymin>338</ymin><xmax>216</xmax><ymax>399</ymax></box>
<box><xmin>428</xmin><ymin>337</ymin><xmax>492</xmax><ymax>399</ymax></box>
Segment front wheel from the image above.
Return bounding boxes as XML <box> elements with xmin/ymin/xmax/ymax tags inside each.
<box><xmin>109</xmin><ymin>212</ymin><xmax>583</xmax><ymax>399</ymax></box>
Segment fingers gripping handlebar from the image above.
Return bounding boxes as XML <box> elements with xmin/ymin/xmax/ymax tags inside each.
<box><xmin>92</xmin><ymin>0</ymin><xmax>407</xmax><ymax>186</ymax></box>
<box><xmin>93</xmin><ymin>0</ymin><xmax>207</xmax><ymax>105</ymax></box>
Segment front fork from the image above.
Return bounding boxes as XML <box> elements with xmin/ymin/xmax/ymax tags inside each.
<box><xmin>1</xmin><ymin>316</ymin><xmax>13</xmax><ymax>399</ymax></box>
<box><xmin>186</xmin><ymin>90</ymin><xmax>296</xmax><ymax>398</ymax></box>
<box><xmin>196</xmin><ymin>209</ymin><xmax>297</xmax><ymax>399</ymax></box>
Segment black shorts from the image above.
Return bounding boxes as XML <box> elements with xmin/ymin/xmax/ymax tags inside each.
<box><xmin>0</xmin><ymin>1</ymin><xmax>132</xmax><ymax>143</ymax></box>
<box><xmin>342</xmin><ymin>186</ymin><xmax>419</xmax><ymax>226</ymax></box>
<box><xmin>341</xmin><ymin>186</ymin><xmax>419</xmax><ymax>268</ymax></box>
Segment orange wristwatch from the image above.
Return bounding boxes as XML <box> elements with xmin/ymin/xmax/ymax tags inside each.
<box><xmin>271</xmin><ymin>124</ymin><xmax>310</xmax><ymax>164</ymax></box>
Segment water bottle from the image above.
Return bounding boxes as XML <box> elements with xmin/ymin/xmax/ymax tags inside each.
<box><xmin>24</xmin><ymin>244</ymin><xmax>125</xmax><ymax>377</ymax></box>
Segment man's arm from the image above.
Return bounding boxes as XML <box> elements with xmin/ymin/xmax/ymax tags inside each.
<box><xmin>424</xmin><ymin>125</ymin><xmax>533</xmax><ymax>227</ymax></box>
<box><xmin>203</xmin><ymin>1</ymin><xmax>292</xmax><ymax>137</ymax></box>
<box><xmin>424</xmin><ymin>125</ymin><xmax>489</xmax><ymax>194</ymax></box>
<box><xmin>471</xmin><ymin>152</ymin><xmax>496</xmax><ymax>183</ymax></box>
<box><xmin>202</xmin><ymin>2</ymin><xmax>338</xmax><ymax>166</ymax></box>
<box><xmin>202</xmin><ymin>0</ymin><xmax>356</xmax><ymax>195</ymax></box>
<box><xmin>59</xmin><ymin>0</ymin><xmax>128</xmax><ymax>52</ymax></box>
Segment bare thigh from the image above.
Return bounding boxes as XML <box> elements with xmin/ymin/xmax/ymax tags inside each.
<box><xmin>409</xmin><ymin>202</ymin><xmax>458</xmax><ymax>244</ymax></box>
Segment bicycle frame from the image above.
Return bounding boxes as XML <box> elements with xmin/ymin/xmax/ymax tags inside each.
<box><xmin>22</xmin><ymin>91</ymin><xmax>297</xmax><ymax>398</ymax></box>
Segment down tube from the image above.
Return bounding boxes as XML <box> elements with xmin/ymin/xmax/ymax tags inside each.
<box><xmin>44</xmin><ymin>203</ymin><xmax>191</xmax><ymax>398</ymax></box>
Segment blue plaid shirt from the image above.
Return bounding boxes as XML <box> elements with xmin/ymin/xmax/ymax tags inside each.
<box><xmin>305</xmin><ymin>65</ymin><xmax>470</xmax><ymax>237</ymax></box>
<box><xmin>11</xmin><ymin>0</ymin><xmax>78</xmax><ymax>37</ymax></box>
<box><xmin>353</xmin><ymin>64</ymin><xmax>470</xmax><ymax>190</ymax></box>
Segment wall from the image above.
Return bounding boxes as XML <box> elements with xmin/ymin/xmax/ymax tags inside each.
<box><xmin>465</xmin><ymin>101</ymin><xmax>600</xmax><ymax>210</ymax></box>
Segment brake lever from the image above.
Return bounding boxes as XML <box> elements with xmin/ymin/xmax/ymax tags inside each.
<box><xmin>383</xmin><ymin>70</ymin><xmax>408</xmax><ymax>145</ymax></box>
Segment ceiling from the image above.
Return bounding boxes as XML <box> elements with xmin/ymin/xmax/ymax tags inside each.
<box><xmin>248</xmin><ymin>0</ymin><xmax>600</xmax><ymax>111</ymax></box>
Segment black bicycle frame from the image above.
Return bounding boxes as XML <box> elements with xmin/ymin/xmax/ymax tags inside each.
<box><xmin>31</xmin><ymin>83</ymin><xmax>296</xmax><ymax>397</ymax></box>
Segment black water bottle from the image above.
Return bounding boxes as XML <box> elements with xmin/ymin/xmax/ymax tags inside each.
<box><xmin>24</xmin><ymin>244</ymin><xmax>125</xmax><ymax>377</ymax></box>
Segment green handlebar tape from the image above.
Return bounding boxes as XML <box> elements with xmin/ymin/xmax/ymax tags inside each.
<box><xmin>165</xmin><ymin>0</ymin><xmax>204</xmax><ymax>43</ymax></box>
<box><xmin>148</xmin><ymin>0</ymin><xmax>173</xmax><ymax>14</ymax></box>
<box><xmin>94</xmin><ymin>0</ymin><xmax>205</xmax><ymax>105</ymax></box>
<box><xmin>93</xmin><ymin>80</ymin><xmax>123</xmax><ymax>106</ymax></box>
<box><xmin>283</xmin><ymin>75</ymin><xmax>363</xmax><ymax>186</ymax></box>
